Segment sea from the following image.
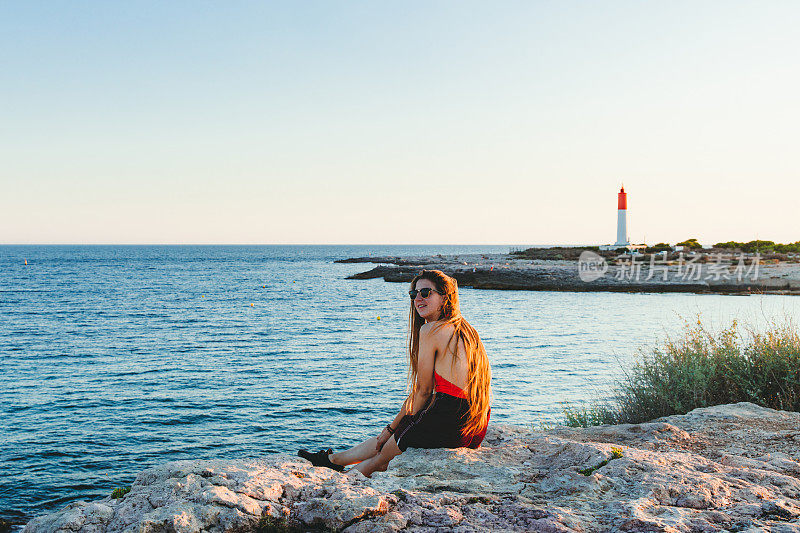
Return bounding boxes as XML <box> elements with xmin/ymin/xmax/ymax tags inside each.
<box><xmin>1</xmin><ymin>244</ymin><xmax>798</xmax><ymax>528</ymax></box>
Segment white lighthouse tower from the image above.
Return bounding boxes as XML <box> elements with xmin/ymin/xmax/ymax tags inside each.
<box><xmin>615</xmin><ymin>185</ymin><xmax>629</xmax><ymax>246</ymax></box>
<box><xmin>599</xmin><ymin>184</ymin><xmax>632</xmax><ymax>251</ymax></box>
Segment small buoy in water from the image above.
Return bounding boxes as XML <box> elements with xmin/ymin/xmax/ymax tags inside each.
<box><xmin>490</xmin><ymin>266</ymin><xmax>494</xmax><ymax>271</ymax></box>
<box><xmin>250</xmin><ymin>303</ymin><xmax>254</xmax><ymax>307</ymax></box>
<box><xmin>24</xmin><ymin>259</ymin><xmax>27</xmax><ymax>265</ymax></box>
<box><xmin>377</xmin><ymin>316</ymin><xmax>381</xmax><ymax>320</ymax></box>
<box><xmin>263</xmin><ymin>285</ymin><xmax>266</xmax><ymax>288</ymax></box>
<box><xmin>201</xmin><ymin>295</ymin><xmax>205</xmax><ymax>298</ymax></box>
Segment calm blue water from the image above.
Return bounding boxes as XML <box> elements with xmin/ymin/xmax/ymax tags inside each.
<box><xmin>1</xmin><ymin>245</ymin><xmax>798</xmax><ymax>527</ymax></box>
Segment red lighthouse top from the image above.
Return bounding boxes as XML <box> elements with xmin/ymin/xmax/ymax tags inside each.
<box><xmin>617</xmin><ymin>185</ymin><xmax>627</xmax><ymax>210</ymax></box>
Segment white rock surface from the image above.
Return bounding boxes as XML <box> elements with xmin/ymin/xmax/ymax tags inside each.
<box><xmin>23</xmin><ymin>403</ymin><xmax>800</xmax><ymax>532</ymax></box>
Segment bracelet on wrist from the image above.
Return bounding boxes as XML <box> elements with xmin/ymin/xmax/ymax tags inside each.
<box><xmin>385</xmin><ymin>424</ymin><xmax>395</xmax><ymax>434</ymax></box>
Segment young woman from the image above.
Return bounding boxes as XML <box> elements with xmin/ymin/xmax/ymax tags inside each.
<box><xmin>298</xmin><ymin>269</ymin><xmax>492</xmax><ymax>477</ymax></box>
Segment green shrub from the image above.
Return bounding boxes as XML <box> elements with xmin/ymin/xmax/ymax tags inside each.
<box><xmin>676</xmin><ymin>238</ymin><xmax>703</xmax><ymax>249</ymax></box>
<box><xmin>645</xmin><ymin>243</ymin><xmax>671</xmax><ymax>253</ymax></box>
<box><xmin>111</xmin><ymin>487</ymin><xmax>131</xmax><ymax>499</ymax></box>
<box><xmin>775</xmin><ymin>241</ymin><xmax>800</xmax><ymax>254</ymax></box>
<box><xmin>713</xmin><ymin>240</ymin><xmax>800</xmax><ymax>253</ymax></box>
<box><xmin>563</xmin><ymin>318</ymin><xmax>800</xmax><ymax>427</ymax></box>
<box><xmin>563</xmin><ymin>402</ymin><xmax>618</xmax><ymax>427</ymax></box>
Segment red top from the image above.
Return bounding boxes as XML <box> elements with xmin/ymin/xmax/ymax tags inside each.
<box><xmin>434</xmin><ymin>370</ymin><xmax>468</xmax><ymax>399</ymax></box>
<box><xmin>618</xmin><ymin>186</ymin><xmax>627</xmax><ymax>210</ymax></box>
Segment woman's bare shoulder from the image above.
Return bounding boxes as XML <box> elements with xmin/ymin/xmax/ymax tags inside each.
<box><xmin>420</xmin><ymin>320</ymin><xmax>451</xmax><ymax>331</ymax></box>
<box><xmin>425</xmin><ymin>321</ymin><xmax>457</xmax><ymax>342</ymax></box>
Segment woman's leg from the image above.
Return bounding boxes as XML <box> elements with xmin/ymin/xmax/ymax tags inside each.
<box><xmin>329</xmin><ymin>437</ymin><xmax>381</xmax><ymax>466</ymax></box>
<box><xmin>348</xmin><ymin>436</ymin><xmax>402</xmax><ymax>477</ymax></box>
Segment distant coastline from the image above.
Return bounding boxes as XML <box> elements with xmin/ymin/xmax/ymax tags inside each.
<box><xmin>338</xmin><ymin>246</ymin><xmax>800</xmax><ymax>295</ymax></box>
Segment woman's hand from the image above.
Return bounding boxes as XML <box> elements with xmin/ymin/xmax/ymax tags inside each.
<box><xmin>375</xmin><ymin>428</ymin><xmax>391</xmax><ymax>452</ymax></box>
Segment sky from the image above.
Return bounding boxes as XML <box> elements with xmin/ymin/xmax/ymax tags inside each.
<box><xmin>1</xmin><ymin>1</ymin><xmax>798</xmax><ymax>245</ymax></box>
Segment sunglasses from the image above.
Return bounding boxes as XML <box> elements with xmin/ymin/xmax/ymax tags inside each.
<box><xmin>408</xmin><ymin>288</ymin><xmax>441</xmax><ymax>300</ymax></box>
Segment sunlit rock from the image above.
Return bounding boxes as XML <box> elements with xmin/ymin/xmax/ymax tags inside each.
<box><xmin>23</xmin><ymin>402</ymin><xmax>800</xmax><ymax>532</ymax></box>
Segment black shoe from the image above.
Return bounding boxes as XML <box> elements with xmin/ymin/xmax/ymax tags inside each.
<box><xmin>298</xmin><ymin>448</ymin><xmax>344</xmax><ymax>472</ymax></box>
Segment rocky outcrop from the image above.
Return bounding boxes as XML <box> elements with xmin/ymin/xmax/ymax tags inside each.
<box><xmin>340</xmin><ymin>254</ymin><xmax>800</xmax><ymax>295</ymax></box>
<box><xmin>23</xmin><ymin>403</ymin><xmax>800</xmax><ymax>532</ymax></box>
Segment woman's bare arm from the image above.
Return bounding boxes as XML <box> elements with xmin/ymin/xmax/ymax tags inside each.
<box><xmin>408</xmin><ymin>323</ymin><xmax>436</xmax><ymax>415</ymax></box>
<box><xmin>390</xmin><ymin>393</ymin><xmax>412</xmax><ymax>428</ymax></box>
<box><xmin>376</xmin><ymin>325</ymin><xmax>438</xmax><ymax>450</ymax></box>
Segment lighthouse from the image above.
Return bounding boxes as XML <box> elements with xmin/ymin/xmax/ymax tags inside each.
<box><xmin>615</xmin><ymin>185</ymin><xmax>629</xmax><ymax>246</ymax></box>
<box><xmin>599</xmin><ymin>184</ymin><xmax>641</xmax><ymax>252</ymax></box>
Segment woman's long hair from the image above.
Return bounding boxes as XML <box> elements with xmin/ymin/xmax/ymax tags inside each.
<box><xmin>407</xmin><ymin>270</ymin><xmax>491</xmax><ymax>438</ymax></box>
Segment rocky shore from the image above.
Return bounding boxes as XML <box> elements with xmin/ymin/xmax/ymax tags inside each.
<box><xmin>338</xmin><ymin>253</ymin><xmax>800</xmax><ymax>295</ymax></box>
<box><xmin>23</xmin><ymin>403</ymin><xmax>800</xmax><ymax>532</ymax></box>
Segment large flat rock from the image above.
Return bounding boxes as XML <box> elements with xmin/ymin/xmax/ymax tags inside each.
<box><xmin>23</xmin><ymin>403</ymin><xmax>800</xmax><ymax>532</ymax></box>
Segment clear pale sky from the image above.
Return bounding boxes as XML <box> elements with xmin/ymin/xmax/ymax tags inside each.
<box><xmin>2</xmin><ymin>1</ymin><xmax>798</xmax><ymax>245</ymax></box>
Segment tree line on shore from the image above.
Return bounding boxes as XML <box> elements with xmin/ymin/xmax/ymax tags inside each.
<box><xmin>645</xmin><ymin>238</ymin><xmax>800</xmax><ymax>253</ymax></box>
<box><xmin>513</xmin><ymin>240</ymin><xmax>800</xmax><ymax>258</ymax></box>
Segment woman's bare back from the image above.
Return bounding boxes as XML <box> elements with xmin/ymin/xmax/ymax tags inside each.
<box><xmin>431</xmin><ymin>323</ymin><xmax>469</xmax><ymax>390</ymax></box>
